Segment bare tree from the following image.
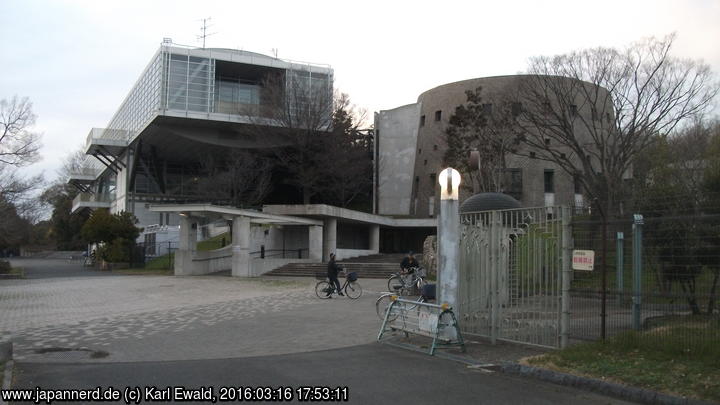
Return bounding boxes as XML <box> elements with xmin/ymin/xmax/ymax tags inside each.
<box><xmin>516</xmin><ymin>34</ymin><xmax>718</xmax><ymax>338</ymax></box>
<box><xmin>1</xmin><ymin>96</ymin><xmax>42</xmax><ymax>167</ymax></box>
<box><xmin>247</xmin><ymin>70</ymin><xmax>335</xmax><ymax>204</ymax></box>
<box><xmin>517</xmin><ymin>33</ymin><xmax>718</xmax><ymax>217</ymax></box>
<box><xmin>0</xmin><ymin>96</ymin><xmax>44</xmax><ymax>231</ymax></box>
<box><xmin>320</xmin><ymin>93</ymin><xmax>373</xmax><ymax>208</ymax></box>
<box><xmin>444</xmin><ymin>87</ymin><xmax>520</xmax><ymax>194</ymax></box>
<box><xmin>196</xmin><ymin>149</ymin><xmax>273</xmax><ymax>208</ymax></box>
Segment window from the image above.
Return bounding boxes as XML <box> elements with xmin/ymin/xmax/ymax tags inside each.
<box><xmin>544</xmin><ymin>138</ymin><xmax>551</xmax><ymax>146</ymax></box>
<box><xmin>418</xmin><ymin>148</ymin><xmax>422</xmax><ymax>155</ymax></box>
<box><xmin>574</xmin><ymin>175</ymin><xmax>583</xmax><ymax>194</ymax></box>
<box><xmin>482</xmin><ymin>103</ymin><xmax>493</xmax><ymax>115</ymax></box>
<box><xmin>560</xmin><ymin>153</ymin><xmax>566</xmax><ymax>159</ymax></box>
<box><xmin>529</xmin><ymin>151</ymin><xmax>536</xmax><ymax>158</ymax></box>
<box><xmin>569</xmin><ymin>104</ymin><xmax>578</xmax><ymax>117</ymax></box>
<box><xmin>511</xmin><ymin>102</ymin><xmax>523</xmax><ymax>117</ymax></box>
<box><xmin>544</xmin><ymin>170</ymin><xmax>555</xmax><ymax>193</ymax></box>
<box><xmin>434</xmin><ymin>110</ymin><xmax>442</xmax><ymax>121</ymax></box>
<box><xmin>433</xmin><ymin>144</ymin><xmax>438</xmax><ymax>151</ymax></box>
<box><xmin>420</xmin><ymin>115</ymin><xmax>425</xmax><ymax>127</ymax></box>
<box><xmin>429</xmin><ymin>173</ymin><xmax>436</xmax><ymax>184</ymax></box>
<box><xmin>504</xmin><ymin>169</ymin><xmax>523</xmax><ymax>201</ymax></box>
<box><xmin>424</xmin><ymin>159</ymin><xmax>427</xmax><ymax>166</ymax></box>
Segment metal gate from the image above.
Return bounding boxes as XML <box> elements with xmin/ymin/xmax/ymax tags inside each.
<box><xmin>458</xmin><ymin>206</ymin><xmax>571</xmax><ymax>348</ymax></box>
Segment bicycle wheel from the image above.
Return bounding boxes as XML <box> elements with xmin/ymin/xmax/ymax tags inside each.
<box><xmin>387</xmin><ymin>275</ymin><xmax>404</xmax><ymax>293</ymax></box>
<box><xmin>345</xmin><ymin>281</ymin><xmax>362</xmax><ymax>299</ymax></box>
<box><xmin>315</xmin><ymin>281</ymin><xmax>333</xmax><ymax>299</ymax></box>
<box><xmin>375</xmin><ymin>294</ymin><xmax>399</xmax><ymax>321</ymax></box>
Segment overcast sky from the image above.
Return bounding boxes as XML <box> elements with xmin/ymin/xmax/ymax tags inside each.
<box><xmin>1</xmin><ymin>0</ymin><xmax>719</xmax><ymax>184</ymax></box>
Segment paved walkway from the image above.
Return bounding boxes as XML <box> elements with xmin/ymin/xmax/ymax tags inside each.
<box><xmin>1</xmin><ymin>260</ymin><xmax>390</xmax><ymax>363</ymax></box>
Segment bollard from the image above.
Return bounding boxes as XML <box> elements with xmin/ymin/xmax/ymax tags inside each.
<box><xmin>632</xmin><ymin>214</ymin><xmax>643</xmax><ymax>330</ymax></box>
<box><xmin>617</xmin><ymin>232</ymin><xmax>624</xmax><ymax>305</ymax></box>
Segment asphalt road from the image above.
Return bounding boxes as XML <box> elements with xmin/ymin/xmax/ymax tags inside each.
<box><xmin>11</xmin><ymin>343</ymin><xmax>632</xmax><ymax>405</ymax></box>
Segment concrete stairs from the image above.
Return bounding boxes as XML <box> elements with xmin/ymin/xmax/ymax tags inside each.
<box><xmin>265</xmin><ymin>254</ymin><xmax>404</xmax><ymax>279</ymax></box>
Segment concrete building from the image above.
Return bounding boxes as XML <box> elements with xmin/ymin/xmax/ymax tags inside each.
<box><xmin>374</xmin><ymin>75</ymin><xmax>605</xmax><ymax>219</ymax></box>
<box><xmin>68</xmin><ymin>41</ymin><xmax>433</xmax><ymax>275</ymax></box>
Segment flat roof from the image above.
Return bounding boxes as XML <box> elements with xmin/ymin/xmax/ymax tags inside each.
<box><xmin>263</xmin><ymin>204</ymin><xmax>437</xmax><ymax>228</ymax></box>
<box><xmin>149</xmin><ymin>204</ymin><xmax>323</xmax><ymax>226</ymax></box>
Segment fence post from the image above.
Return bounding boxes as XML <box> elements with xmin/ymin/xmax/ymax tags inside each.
<box><xmin>632</xmin><ymin>214</ymin><xmax>643</xmax><ymax>330</ymax></box>
<box><xmin>489</xmin><ymin>210</ymin><xmax>501</xmax><ymax>345</ymax></box>
<box><xmin>168</xmin><ymin>241</ymin><xmax>172</xmax><ymax>270</ymax></box>
<box><xmin>617</xmin><ymin>232</ymin><xmax>624</xmax><ymax>305</ymax></box>
<box><xmin>560</xmin><ymin>207</ymin><xmax>572</xmax><ymax>348</ymax></box>
<box><xmin>260</xmin><ymin>245</ymin><xmax>265</xmax><ymax>259</ymax></box>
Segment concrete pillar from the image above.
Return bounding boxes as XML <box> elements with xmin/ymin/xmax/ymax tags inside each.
<box><xmin>175</xmin><ymin>215</ymin><xmax>197</xmax><ymax>275</ymax></box>
<box><xmin>369</xmin><ymin>224</ymin><xmax>380</xmax><ymax>254</ymax></box>
<box><xmin>231</xmin><ymin>216</ymin><xmax>251</xmax><ymax>277</ymax></box>
<box><xmin>309</xmin><ymin>225</ymin><xmax>323</xmax><ymax>261</ymax></box>
<box><xmin>323</xmin><ymin>218</ymin><xmax>337</xmax><ymax>262</ymax></box>
<box><xmin>438</xmin><ymin>199</ymin><xmax>459</xmax><ymax>310</ymax></box>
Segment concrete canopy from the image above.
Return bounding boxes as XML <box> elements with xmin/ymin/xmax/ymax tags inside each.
<box><xmin>148</xmin><ymin>204</ymin><xmax>323</xmax><ymax>226</ymax></box>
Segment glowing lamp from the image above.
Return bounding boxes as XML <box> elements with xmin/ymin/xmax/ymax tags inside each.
<box><xmin>438</xmin><ymin>167</ymin><xmax>461</xmax><ymax>200</ymax></box>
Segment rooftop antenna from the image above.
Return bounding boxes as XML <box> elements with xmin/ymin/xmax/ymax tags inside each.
<box><xmin>271</xmin><ymin>48</ymin><xmax>278</xmax><ymax>58</ymax></box>
<box><xmin>197</xmin><ymin>17</ymin><xmax>216</xmax><ymax>48</ymax></box>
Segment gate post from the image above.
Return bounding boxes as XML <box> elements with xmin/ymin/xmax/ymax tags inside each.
<box><xmin>632</xmin><ymin>214</ymin><xmax>643</xmax><ymax>330</ymax></box>
<box><xmin>437</xmin><ymin>168</ymin><xmax>461</xmax><ymax>340</ymax></box>
<box><xmin>489</xmin><ymin>210</ymin><xmax>501</xmax><ymax>345</ymax></box>
<box><xmin>560</xmin><ymin>206</ymin><xmax>572</xmax><ymax>348</ymax></box>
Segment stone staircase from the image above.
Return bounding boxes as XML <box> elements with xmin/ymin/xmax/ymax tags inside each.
<box><xmin>264</xmin><ymin>254</ymin><xmax>404</xmax><ymax>279</ymax></box>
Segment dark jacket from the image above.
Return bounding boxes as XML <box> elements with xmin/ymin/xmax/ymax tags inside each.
<box><xmin>401</xmin><ymin>256</ymin><xmax>419</xmax><ymax>270</ymax></box>
<box><xmin>327</xmin><ymin>259</ymin><xmax>342</xmax><ymax>278</ymax></box>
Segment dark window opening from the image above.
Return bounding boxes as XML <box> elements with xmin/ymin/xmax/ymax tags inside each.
<box><xmin>560</xmin><ymin>153</ymin><xmax>566</xmax><ymax>159</ymax></box>
<box><xmin>504</xmin><ymin>169</ymin><xmax>523</xmax><ymax>201</ymax></box>
<box><xmin>433</xmin><ymin>144</ymin><xmax>438</xmax><ymax>151</ymax></box>
<box><xmin>544</xmin><ymin>170</ymin><xmax>555</xmax><ymax>193</ymax></box>
<box><xmin>482</xmin><ymin>103</ymin><xmax>493</xmax><ymax>115</ymax></box>
<box><xmin>544</xmin><ymin>138</ymin><xmax>551</xmax><ymax>146</ymax></box>
<box><xmin>434</xmin><ymin>110</ymin><xmax>442</xmax><ymax>121</ymax></box>
<box><xmin>570</xmin><ymin>104</ymin><xmax>578</xmax><ymax>117</ymax></box>
<box><xmin>418</xmin><ymin>149</ymin><xmax>422</xmax><ymax>155</ymax></box>
<box><xmin>574</xmin><ymin>175</ymin><xmax>583</xmax><ymax>194</ymax></box>
<box><xmin>529</xmin><ymin>151</ymin><xmax>536</xmax><ymax>158</ymax></box>
<box><xmin>429</xmin><ymin>173</ymin><xmax>436</xmax><ymax>184</ymax></box>
<box><xmin>424</xmin><ymin>159</ymin><xmax>427</xmax><ymax>166</ymax></box>
<box><xmin>511</xmin><ymin>102</ymin><xmax>523</xmax><ymax>117</ymax></box>
<box><xmin>420</xmin><ymin>115</ymin><xmax>425</xmax><ymax>127</ymax></box>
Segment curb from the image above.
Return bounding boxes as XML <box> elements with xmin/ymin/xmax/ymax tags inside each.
<box><xmin>500</xmin><ymin>364</ymin><xmax>715</xmax><ymax>405</ymax></box>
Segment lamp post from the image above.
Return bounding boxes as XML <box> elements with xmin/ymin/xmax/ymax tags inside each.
<box><xmin>438</xmin><ymin>168</ymin><xmax>461</xmax><ymax>328</ymax></box>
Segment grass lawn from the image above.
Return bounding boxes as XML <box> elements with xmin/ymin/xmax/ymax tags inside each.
<box><xmin>526</xmin><ymin>316</ymin><xmax>720</xmax><ymax>402</ymax></box>
<box><xmin>197</xmin><ymin>233</ymin><xmax>230</xmax><ymax>251</ymax></box>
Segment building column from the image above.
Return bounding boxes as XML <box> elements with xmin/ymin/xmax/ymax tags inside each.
<box><xmin>369</xmin><ymin>224</ymin><xmax>380</xmax><ymax>254</ymax></box>
<box><xmin>308</xmin><ymin>225</ymin><xmax>323</xmax><ymax>261</ymax></box>
<box><xmin>175</xmin><ymin>215</ymin><xmax>197</xmax><ymax>276</ymax></box>
<box><xmin>231</xmin><ymin>216</ymin><xmax>251</xmax><ymax>277</ymax></box>
<box><xmin>323</xmin><ymin>218</ymin><xmax>337</xmax><ymax>262</ymax></box>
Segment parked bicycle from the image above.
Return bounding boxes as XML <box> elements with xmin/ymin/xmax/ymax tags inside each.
<box><xmin>315</xmin><ymin>270</ymin><xmax>363</xmax><ymax>299</ymax></box>
<box><xmin>375</xmin><ymin>284</ymin><xmax>436</xmax><ymax>320</ymax></box>
<box><xmin>387</xmin><ymin>266</ymin><xmax>426</xmax><ymax>295</ymax></box>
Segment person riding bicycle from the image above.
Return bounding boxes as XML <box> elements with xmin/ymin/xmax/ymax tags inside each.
<box><xmin>400</xmin><ymin>251</ymin><xmax>419</xmax><ymax>275</ymax></box>
<box><xmin>327</xmin><ymin>253</ymin><xmax>344</xmax><ymax>297</ymax></box>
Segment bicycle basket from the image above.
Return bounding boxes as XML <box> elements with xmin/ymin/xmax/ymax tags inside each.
<box><xmin>346</xmin><ymin>272</ymin><xmax>358</xmax><ymax>282</ymax></box>
<box><xmin>421</xmin><ymin>284</ymin><xmax>436</xmax><ymax>300</ymax></box>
